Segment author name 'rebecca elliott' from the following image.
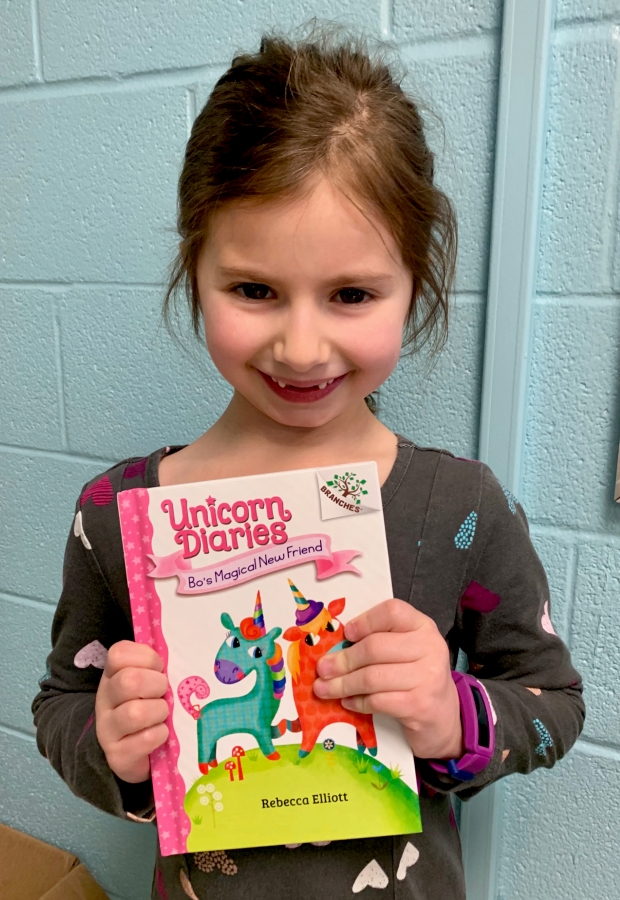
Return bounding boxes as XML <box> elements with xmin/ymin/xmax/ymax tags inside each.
<box><xmin>261</xmin><ymin>792</ymin><xmax>349</xmax><ymax>809</ymax></box>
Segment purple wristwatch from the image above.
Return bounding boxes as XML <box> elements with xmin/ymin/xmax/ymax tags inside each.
<box><xmin>428</xmin><ymin>671</ymin><xmax>495</xmax><ymax>782</ymax></box>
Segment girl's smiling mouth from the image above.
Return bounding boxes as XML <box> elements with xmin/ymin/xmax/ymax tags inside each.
<box><xmin>257</xmin><ymin>369</ymin><xmax>349</xmax><ymax>403</ymax></box>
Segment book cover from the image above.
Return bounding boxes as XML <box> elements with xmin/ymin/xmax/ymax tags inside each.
<box><xmin>117</xmin><ymin>462</ymin><xmax>421</xmax><ymax>856</ymax></box>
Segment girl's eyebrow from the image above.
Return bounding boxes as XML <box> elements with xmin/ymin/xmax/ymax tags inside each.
<box><xmin>216</xmin><ymin>265</ymin><xmax>394</xmax><ymax>287</ymax></box>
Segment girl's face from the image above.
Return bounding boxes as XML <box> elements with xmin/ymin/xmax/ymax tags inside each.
<box><xmin>196</xmin><ymin>176</ymin><xmax>413</xmax><ymax>429</ymax></box>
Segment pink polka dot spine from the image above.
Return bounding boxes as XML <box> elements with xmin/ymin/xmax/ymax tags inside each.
<box><xmin>117</xmin><ymin>488</ymin><xmax>191</xmax><ymax>856</ymax></box>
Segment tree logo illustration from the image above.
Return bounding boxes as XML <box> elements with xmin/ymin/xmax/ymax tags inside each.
<box><xmin>326</xmin><ymin>472</ymin><xmax>368</xmax><ymax>505</ymax></box>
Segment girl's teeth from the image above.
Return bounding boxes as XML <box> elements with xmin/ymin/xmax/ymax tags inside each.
<box><xmin>268</xmin><ymin>373</ymin><xmax>339</xmax><ymax>390</ymax></box>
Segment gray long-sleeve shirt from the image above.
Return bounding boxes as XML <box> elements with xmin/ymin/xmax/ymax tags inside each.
<box><xmin>32</xmin><ymin>437</ymin><xmax>585</xmax><ymax>899</ymax></box>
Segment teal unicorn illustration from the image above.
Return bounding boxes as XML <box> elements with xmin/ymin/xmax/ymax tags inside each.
<box><xmin>183</xmin><ymin>592</ymin><xmax>287</xmax><ymax>774</ymax></box>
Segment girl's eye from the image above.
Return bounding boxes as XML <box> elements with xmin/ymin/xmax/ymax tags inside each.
<box><xmin>233</xmin><ymin>283</ymin><xmax>272</xmax><ymax>301</ymax></box>
<box><xmin>304</xmin><ymin>633</ymin><xmax>321</xmax><ymax>647</ymax></box>
<box><xmin>232</xmin><ymin>283</ymin><xmax>372</xmax><ymax>304</ymax></box>
<box><xmin>337</xmin><ymin>288</ymin><xmax>370</xmax><ymax>304</ymax></box>
<box><xmin>226</xmin><ymin>635</ymin><xmax>241</xmax><ymax>649</ymax></box>
<box><xmin>325</xmin><ymin>620</ymin><xmax>335</xmax><ymax>632</ymax></box>
<box><xmin>248</xmin><ymin>645</ymin><xmax>263</xmax><ymax>658</ymax></box>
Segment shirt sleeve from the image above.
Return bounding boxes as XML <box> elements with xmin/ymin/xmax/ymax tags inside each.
<box><xmin>31</xmin><ymin>488</ymin><xmax>156</xmax><ymax>822</ymax></box>
<box><xmin>417</xmin><ymin>462</ymin><xmax>585</xmax><ymax>799</ymax></box>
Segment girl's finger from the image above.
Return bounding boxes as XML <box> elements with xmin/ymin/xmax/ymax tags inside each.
<box><xmin>104</xmin><ymin>640</ymin><xmax>165</xmax><ymax>679</ymax></box>
<box><xmin>345</xmin><ymin>598</ymin><xmax>429</xmax><ymax>641</ymax></box>
<box><xmin>316</xmin><ymin>631</ymin><xmax>425</xmax><ymax>678</ymax></box>
<box><xmin>109</xmin><ymin>722</ymin><xmax>170</xmax><ymax>771</ymax></box>
<box><xmin>341</xmin><ymin>690</ymin><xmax>416</xmax><ymax>719</ymax></box>
<box><xmin>106</xmin><ymin>666</ymin><xmax>169</xmax><ymax>709</ymax></box>
<box><xmin>107</xmin><ymin>697</ymin><xmax>170</xmax><ymax>743</ymax></box>
<box><xmin>314</xmin><ymin>662</ymin><xmax>420</xmax><ymax>700</ymax></box>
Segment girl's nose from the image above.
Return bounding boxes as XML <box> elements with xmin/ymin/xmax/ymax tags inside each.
<box><xmin>272</xmin><ymin>306</ymin><xmax>331</xmax><ymax>372</ymax></box>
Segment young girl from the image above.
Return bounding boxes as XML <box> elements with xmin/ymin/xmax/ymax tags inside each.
<box><xmin>32</xmin><ymin>24</ymin><xmax>584</xmax><ymax>900</ymax></box>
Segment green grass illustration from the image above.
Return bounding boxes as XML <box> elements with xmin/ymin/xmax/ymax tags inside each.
<box><xmin>184</xmin><ymin>743</ymin><xmax>421</xmax><ymax>852</ymax></box>
<box><xmin>354</xmin><ymin>754</ymin><xmax>371</xmax><ymax>774</ymax></box>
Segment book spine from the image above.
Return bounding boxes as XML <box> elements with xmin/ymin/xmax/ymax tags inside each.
<box><xmin>117</xmin><ymin>488</ymin><xmax>191</xmax><ymax>856</ymax></box>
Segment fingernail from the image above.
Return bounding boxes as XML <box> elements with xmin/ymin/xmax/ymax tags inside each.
<box><xmin>344</xmin><ymin>621</ymin><xmax>358</xmax><ymax>641</ymax></box>
<box><xmin>313</xmin><ymin>679</ymin><xmax>328</xmax><ymax>697</ymax></box>
<box><xmin>317</xmin><ymin>657</ymin><xmax>334</xmax><ymax>677</ymax></box>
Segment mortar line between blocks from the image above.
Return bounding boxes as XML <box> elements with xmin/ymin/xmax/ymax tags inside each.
<box><xmin>0</xmin><ymin>280</ymin><xmax>163</xmax><ymax>290</ymax></box>
<box><xmin>564</xmin><ymin>543</ymin><xmax>579</xmax><ymax>652</ymax></box>
<box><xmin>0</xmin><ymin>722</ymin><xmax>37</xmax><ymax>744</ymax></box>
<box><xmin>30</xmin><ymin>0</ymin><xmax>44</xmax><ymax>82</ymax></box>
<box><xmin>553</xmin><ymin>18</ymin><xmax>620</xmax><ymax>45</ymax></box>
<box><xmin>0</xmin><ymin>443</ymin><xmax>118</xmax><ymax>466</ymax></box>
<box><xmin>536</xmin><ymin>294</ymin><xmax>620</xmax><ymax>306</ymax></box>
<box><xmin>0</xmin><ymin>591</ymin><xmax>56</xmax><ymax>612</ymax></box>
<box><xmin>530</xmin><ymin>524</ymin><xmax>620</xmax><ymax>546</ymax></box>
<box><xmin>556</xmin><ymin>13</ymin><xmax>620</xmax><ymax>34</ymax></box>
<box><xmin>398</xmin><ymin>30</ymin><xmax>499</xmax><ymax>62</ymax></box>
<box><xmin>186</xmin><ymin>86</ymin><xmax>197</xmax><ymax>134</ymax></box>
<box><xmin>380</xmin><ymin>0</ymin><xmax>393</xmax><ymax>40</ymax></box>
<box><xmin>0</xmin><ymin>62</ymin><xmax>227</xmax><ymax>103</ymax></box>
<box><xmin>602</xmin><ymin>26</ymin><xmax>620</xmax><ymax>292</ymax></box>
<box><xmin>575</xmin><ymin>736</ymin><xmax>620</xmax><ymax>762</ymax></box>
<box><xmin>51</xmin><ymin>298</ymin><xmax>68</xmax><ymax>450</ymax></box>
<box><xmin>0</xmin><ymin>30</ymin><xmax>501</xmax><ymax>105</ymax></box>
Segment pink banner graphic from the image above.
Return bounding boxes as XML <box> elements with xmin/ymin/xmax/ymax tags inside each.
<box><xmin>147</xmin><ymin>534</ymin><xmax>362</xmax><ymax>595</ymax></box>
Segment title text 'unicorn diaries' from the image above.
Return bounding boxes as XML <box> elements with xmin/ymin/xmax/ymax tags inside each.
<box><xmin>118</xmin><ymin>462</ymin><xmax>421</xmax><ymax>855</ymax></box>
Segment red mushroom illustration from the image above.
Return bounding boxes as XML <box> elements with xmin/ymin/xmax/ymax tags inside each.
<box><xmin>231</xmin><ymin>746</ymin><xmax>246</xmax><ymax>780</ymax></box>
<box><xmin>225</xmin><ymin>760</ymin><xmax>236</xmax><ymax>782</ymax></box>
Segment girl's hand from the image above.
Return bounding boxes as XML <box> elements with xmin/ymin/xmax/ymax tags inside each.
<box><xmin>95</xmin><ymin>640</ymin><xmax>169</xmax><ymax>784</ymax></box>
<box><xmin>314</xmin><ymin>598</ymin><xmax>464</xmax><ymax>760</ymax></box>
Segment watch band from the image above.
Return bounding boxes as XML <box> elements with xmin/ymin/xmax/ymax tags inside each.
<box><xmin>427</xmin><ymin>671</ymin><xmax>495</xmax><ymax>782</ymax></box>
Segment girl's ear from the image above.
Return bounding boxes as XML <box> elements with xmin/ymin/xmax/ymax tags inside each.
<box><xmin>221</xmin><ymin>612</ymin><xmax>235</xmax><ymax>630</ymax></box>
<box><xmin>267</xmin><ymin>626</ymin><xmax>282</xmax><ymax>641</ymax></box>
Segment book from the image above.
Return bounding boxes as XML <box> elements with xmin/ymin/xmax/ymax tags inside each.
<box><xmin>118</xmin><ymin>461</ymin><xmax>421</xmax><ymax>856</ymax></box>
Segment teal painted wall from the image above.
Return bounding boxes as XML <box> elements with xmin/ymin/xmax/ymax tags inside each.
<box><xmin>496</xmin><ymin>4</ymin><xmax>620</xmax><ymax>898</ymax></box>
<box><xmin>1</xmin><ymin>2</ymin><xmax>618</xmax><ymax>898</ymax></box>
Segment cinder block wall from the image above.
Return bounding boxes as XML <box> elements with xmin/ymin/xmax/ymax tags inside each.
<box><xmin>1</xmin><ymin>2</ymin><xmax>618</xmax><ymax>899</ymax></box>
<box><xmin>496</xmin><ymin>3</ymin><xmax>620</xmax><ymax>898</ymax></box>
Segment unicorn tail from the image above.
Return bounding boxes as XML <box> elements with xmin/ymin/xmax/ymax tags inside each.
<box><xmin>177</xmin><ymin>675</ymin><xmax>210</xmax><ymax>720</ymax></box>
<box><xmin>271</xmin><ymin>718</ymin><xmax>302</xmax><ymax>738</ymax></box>
<box><xmin>267</xmin><ymin>643</ymin><xmax>286</xmax><ymax>699</ymax></box>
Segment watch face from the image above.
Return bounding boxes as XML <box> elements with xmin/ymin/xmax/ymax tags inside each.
<box><xmin>472</xmin><ymin>685</ymin><xmax>490</xmax><ymax>749</ymax></box>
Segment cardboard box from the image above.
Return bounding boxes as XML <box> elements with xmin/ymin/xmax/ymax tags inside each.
<box><xmin>0</xmin><ymin>823</ymin><xmax>109</xmax><ymax>900</ymax></box>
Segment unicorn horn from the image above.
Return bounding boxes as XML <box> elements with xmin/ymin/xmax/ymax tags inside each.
<box><xmin>288</xmin><ymin>579</ymin><xmax>324</xmax><ymax>627</ymax></box>
<box><xmin>288</xmin><ymin>578</ymin><xmax>309</xmax><ymax>611</ymax></box>
<box><xmin>253</xmin><ymin>591</ymin><xmax>266</xmax><ymax>636</ymax></box>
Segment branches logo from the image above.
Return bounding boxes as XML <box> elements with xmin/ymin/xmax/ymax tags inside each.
<box><xmin>316</xmin><ymin>463</ymin><xmax>382</xmax><ymax>521</ymax></box>
<box><xmin>325</xmin><ymin>473</ymin><xmax>368</xmax><ymax>506</ymax></box>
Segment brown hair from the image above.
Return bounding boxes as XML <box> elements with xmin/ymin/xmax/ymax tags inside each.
<box><xmin>163</xmin><ymin>19</ymin><xmax>457</xmax><ymax>410</ymax></box>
